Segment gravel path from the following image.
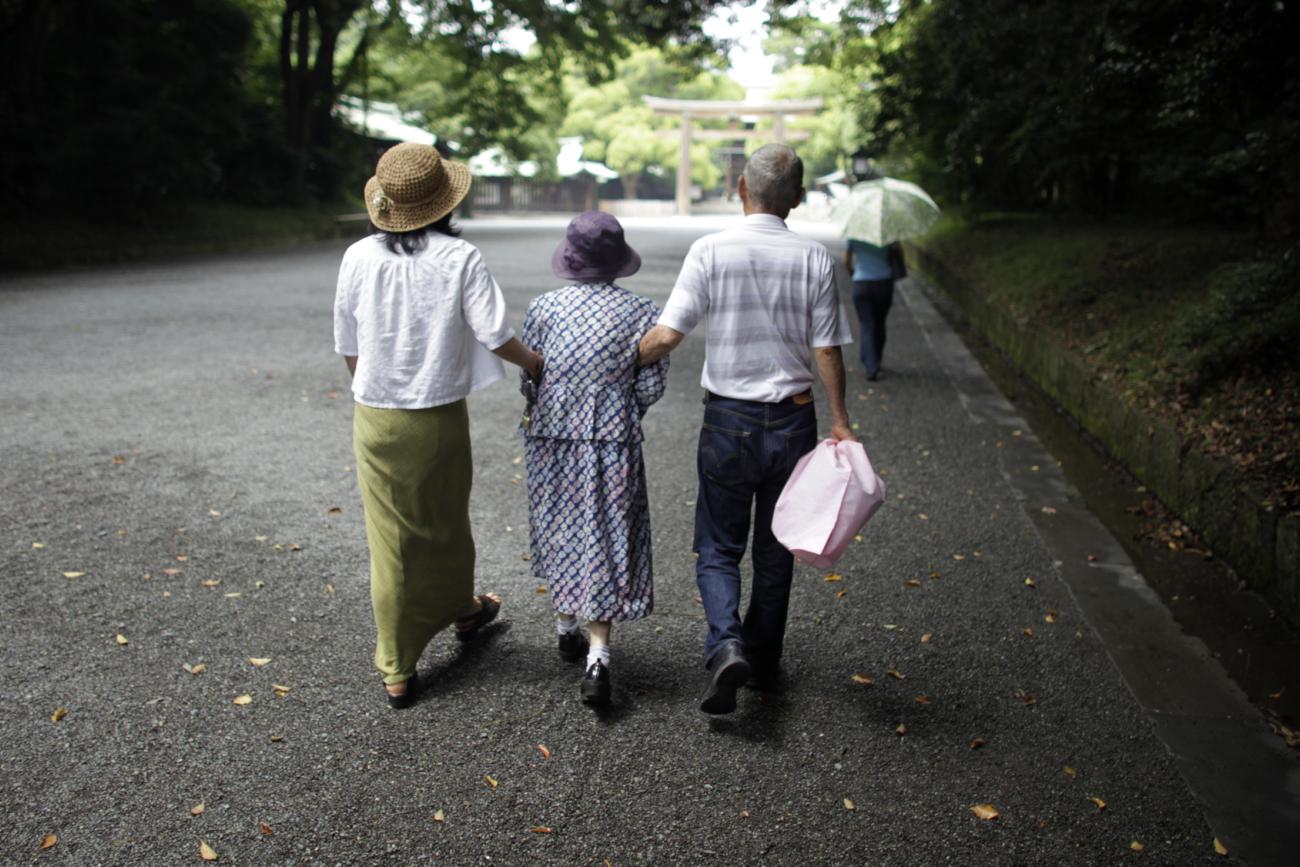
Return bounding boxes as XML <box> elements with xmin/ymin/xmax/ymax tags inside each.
<box><xmin>0</xmin><ymin>222</ymin><xmax>1234</xmax><ymax>864</ymax></box>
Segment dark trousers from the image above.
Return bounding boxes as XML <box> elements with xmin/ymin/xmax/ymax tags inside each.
<box><xmin>693</xmin><ymin>393</ymin><xmax>818</xmax><ymax>668</ymax></box>
<box><xmin>850</xmin><ymin>279</ymin><xmax>895</xmax><ymax>376</ymax></box>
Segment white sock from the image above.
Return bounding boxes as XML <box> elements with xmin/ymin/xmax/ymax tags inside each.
<box><xmin>587</xmin><ymin>644</ymin><xmax>610</xmax><ymax>669</ymax></box>
<box><xmin>556</xmin><ymin>616</ymin><xmax>579</xmax><ymax>636</ymax></box>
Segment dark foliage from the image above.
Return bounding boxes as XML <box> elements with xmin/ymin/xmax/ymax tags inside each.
<box><xmin>869</xmin><ymin>0</ymin><xmax>1300</xmax><ymax>232</ymax></box>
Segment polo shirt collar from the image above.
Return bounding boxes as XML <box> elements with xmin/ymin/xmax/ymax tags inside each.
<box><xmin>744</xmin><ymin>213</ymin><xmax>788</xmax><ymax>229</ymax></box>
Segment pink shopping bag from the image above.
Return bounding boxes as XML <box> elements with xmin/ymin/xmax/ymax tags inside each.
<box><xmin>771</xmin><ymin>439</ymin><xmax>886</xmax><ymax>569</ymax></box>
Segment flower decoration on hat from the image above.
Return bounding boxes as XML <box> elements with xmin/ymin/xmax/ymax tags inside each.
<box><xmin>370</xmin><ymin>190</ymin><xmax>390</xmax><ymax>213</ymax></box>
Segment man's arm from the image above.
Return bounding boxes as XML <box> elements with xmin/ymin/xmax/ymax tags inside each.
<box><xmin>814</xmin><ymin>346</ymin><xmax>856</xmax><ymax>442</ymax></box>
<box><xmin>345</xmin><ymin>355</ymin><xmax>357</xmax><ymax>376</ymax></box>
<box><xmin>638</xmin><ymin>325</ymin><xmax>685</xmax><ymax>366</ymax></box>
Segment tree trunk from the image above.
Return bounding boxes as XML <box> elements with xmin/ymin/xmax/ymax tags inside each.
<box><xmin>622</xmin><ymin>173</ymin><xmax>639</xmax><ymax>201</ymax></box>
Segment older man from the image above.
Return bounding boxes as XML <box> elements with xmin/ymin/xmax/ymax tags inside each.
<box><xmin>639</xmin><ymin>144</ymin><xmax>856</xmax><ymax>715</ymax></box>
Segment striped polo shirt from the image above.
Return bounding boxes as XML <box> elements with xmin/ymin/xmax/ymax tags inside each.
<box><xmin>658</xmin><ymin>213</ymin><xmax>853</xmax><ymax>403</ymax></box>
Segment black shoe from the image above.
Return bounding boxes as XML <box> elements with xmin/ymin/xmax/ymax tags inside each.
<box><xmin>700</xmin><ymin>644</ymin><xmax>751</xmax><ymax>715</ymax></box>
<box><xmin>866</xmin><ymin>369</ymin><xmax>880</xmax><ymax>382</ymax></box>
<box><xmin>581</xmin><ymin>660</ymin><xmax>610</xmax><ymax>706</ymax></box>
<box><xmin>558</xmin><ymin>630</ymin><xmax>589</xmax><ymax>663</ymax></box>
<box><xmin>746</xmin><ymin>661</ymin><xmax>782</xmax><ymax>692</ymax></box>
<box><xmin>385</xmin><ymin>673</ymin><xmax>421</xmax><ymax>710</ymax></box>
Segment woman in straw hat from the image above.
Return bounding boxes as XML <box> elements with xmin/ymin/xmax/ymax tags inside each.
<box><xmin>518</xmin><ymin>211</ymin><xmax>668</xmax><ymax>707</ymax></box>
<box><xmin>333</xmin><ymin>142</ymin><xmax>542</xmax><ymax>709</ymax></box>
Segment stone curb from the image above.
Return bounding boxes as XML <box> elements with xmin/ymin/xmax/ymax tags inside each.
<box><xmin>907</xmin><ymin>242</ymin><xmax>1299</xmax><ymax>626</ymax></box>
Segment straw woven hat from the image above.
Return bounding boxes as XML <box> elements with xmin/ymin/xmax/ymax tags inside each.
<box><xmin>364</xmin><ymin>142</ymin><xmax>472</xmax><ymax>232</ymax></box>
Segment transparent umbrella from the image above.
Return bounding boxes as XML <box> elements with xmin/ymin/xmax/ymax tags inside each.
<box><xmin>831</xmin><ymin>178</ymin><xmax>941</xmax><ymax>245</ymax></box>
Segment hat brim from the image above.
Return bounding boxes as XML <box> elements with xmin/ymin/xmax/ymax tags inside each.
<box><xmin>365</xmin><ymin>159</ymin><xmax>472</xmax><ymax>232</ymax></box>
<box><xmin>551</xmin><ymin>243</ymin><xmax>642</xmax><ymax>281</ymax></box>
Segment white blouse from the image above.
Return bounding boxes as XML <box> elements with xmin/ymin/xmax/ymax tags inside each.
<box><xmin>333</xmin><ymin>233</ymin><xmax>514</xmax><ymax>409</ymax></box>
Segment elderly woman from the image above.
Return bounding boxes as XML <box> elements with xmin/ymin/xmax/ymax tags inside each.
<box><xmin>519</xmin><ymin>211</ymin><xmax>668</xmax><ymax>706</ymax></box>
<box><xmin>333</xmin><ymin>143</ymin><xmax>541</xmax><ymax>709</ymax></box>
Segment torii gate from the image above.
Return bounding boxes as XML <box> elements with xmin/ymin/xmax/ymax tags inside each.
<box><xmin>643</xmin><ymin>96</ymin><xmax>824</xmax><ymax>216</ymax></box>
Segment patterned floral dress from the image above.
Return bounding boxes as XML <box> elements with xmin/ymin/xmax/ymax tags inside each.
<box><xmin>519</xmin><ymin>283</ymin><xmax>669</xmax><ymax>622</ymax></box>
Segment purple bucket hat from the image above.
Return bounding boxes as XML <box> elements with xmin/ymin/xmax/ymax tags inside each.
<box><xmin>551</xmin><ymin>211</ymin><xmax>641</xmax><ymax>281</ymax></box>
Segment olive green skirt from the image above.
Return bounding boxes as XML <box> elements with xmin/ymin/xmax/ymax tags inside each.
<box><xmin>353</xmin><ymin>400</ymin><xmax>475</xmax><ymax>684</ymax></box>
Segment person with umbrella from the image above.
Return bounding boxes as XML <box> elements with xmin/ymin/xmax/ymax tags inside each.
<box><xmin>834</xmin><ymin>176</ymin><xmax>941</xmax><ymax>381</ymax></box>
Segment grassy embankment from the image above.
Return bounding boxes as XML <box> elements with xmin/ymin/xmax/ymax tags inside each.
<box><xmin>0</xmin><ymin>203</ymin><xmax>357</xmax><ymax>271</ymax></box>
<box><xmin>917</xmin><ymin>212</ymin><xmax>1299</xmax><ymax>514</ymax></box>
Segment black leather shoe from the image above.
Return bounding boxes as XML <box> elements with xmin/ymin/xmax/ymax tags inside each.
<box><xmin>581</xmin><ymin>660</ymin><xmax>610</xmax><ymax>706</ymax></box>
<box><xmin>558</xmin><ymin>630</ymin><xmax>589</xmax><ymax>663</ymax></box>
<box><xmin>700</xmin><ymin>643</ymin><xmax>751</xmax><ymax>715</ymax></box>
<box><xmin>746</xmin><ymin>661</ymin><xmax>782</xmax><ymax>692</ymax></box>
<box><xmin>385</xmin><ymin>673</ymin><xmax>421</xmax><ymax>710</ymax></box>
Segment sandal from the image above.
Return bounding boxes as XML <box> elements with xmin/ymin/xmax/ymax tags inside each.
<box><xmin>455</xmin><ymin>594</ymin><xmax>501</xmax><ymax>642</ymax></box>
<box><xmin>385</xmin><ymin>673</ymin><xmax>421</xmax><ymax>710</ymax></box>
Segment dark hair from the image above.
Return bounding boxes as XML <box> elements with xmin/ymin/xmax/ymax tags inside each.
<box><xmin>370</xmin><ymin>212</ymin><xmax>461</xmax><ymax>254</ymax></box>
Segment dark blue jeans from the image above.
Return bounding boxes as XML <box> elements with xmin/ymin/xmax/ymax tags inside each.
<box><xmin>850</xmin><ymin>279</ymin><xmax>895</xmax><ymax>376</ymax></box>
<box><xmin>694</xmin><ymin>393</ymin><xmax>819</xmax><ymax>668</ymax></box>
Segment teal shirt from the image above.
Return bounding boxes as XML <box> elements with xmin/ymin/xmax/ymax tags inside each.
<box><xmin>848</xmin><ymin>239</ymin><xmax>893</xmax><ymax>281</ymax></box>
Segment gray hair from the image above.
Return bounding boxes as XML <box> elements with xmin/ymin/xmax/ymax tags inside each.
<box><xmin>742</xmin><ymin>144</ymin><xmax>804</xmax><ymax>210</ymax></box>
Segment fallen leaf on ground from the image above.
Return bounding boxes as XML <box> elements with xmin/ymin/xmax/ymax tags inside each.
<box><xmin>905</xmin><ymin>579</ymin><xmax>922</xmax><ymax>588</ymax></box>
<box><xmin>201</xmin><ymin>579</ymin><xmax>221</xmax><ymax>588</ymax></box>
<box><xmin>248</xmin><ymin>658</ymin><xmax>271</xmax><ymax>667</ymax></box>
<box><xmin>182</xmin><ymin>663</ymin><xmax>205</xmax><ymax>675</ymax></box>
<box><xmin>1023</xmin><ymin>628</ymin><xmax>1035</xmax><ymax>637</ymax></box>
<box><xmin>917</xmin><ymin>513</ymin><xmax>929</xmax><ymax>521</ymax></box>
<box><xmin>1130</xmin><ymin>840</ymin><xmax>1144</xmax><ymax>852</ymax></box>
<box><xmin>1089</xmin><ymin>796</ymin><xmax>1107</xmax><ymax>810</ymax></box>
<box><xmin>1270</xmin><ymin>688</ymin><xmax>1285</xmax><ymax>701</ymax></box>
<box><xmin>921</xmin><ymin>633</ymin><xmax>933</xmax><ymax>643</ymax></box>
<box><xmin>843</xmin><ymin>798</ymin><xmax>856</xmax><ymax>811</ymax></box>
<box><xmin>970</xmin><ymin>738</ymin><xmax>987</xmax><ymax>749</ymax></box>
<box><xmin>536</xmin><ymin>744</ymin><xmax>551</xmax><ymax>759</ymax></box>
<box><xmin>190</xmin><ymin>803</ymin><xmax>205</xmax><ymax>816</ymax></box>
<box><xmin>259</xmin><ymin>822</ymin><xmax>273</xmax><ymax>836</ymax></box>
<box><xmin>272</xmin><ymin>684</ymin><xmax>290</xmax><ymax>697</ymax></box>
<box><xmin>970</xmin><ymin>804</ymin><xmax>999</xmax><ymax>820</ymax></box>
<box><xmin>914</xmin><ymin>695</ymin><xmax>931</xmax><ymax>705</ymax></box>
<box><xmin>327</xmin><ymin>506</ymin><xmax>343</xmax><ymax>515</ymax></box>
<box><xmin>835</xmin><ymin>589</ymin><xmax>848</xmax><ymax>598</ymax></box>
<box><xmin>886</xmin><ymin>670</ymin><xmax>904</xmax><ymax>680</ymax></box>
<box><xmin>39</xmin><ymin>834</ymin><xmax>57</xmax><ymax>850</ymax></box>
<box><xmin>511</xmin><ymin>456</ymin><xmax>523</xmax><ymax>465</ymax></box>
<box><xmin>287</xmin><ymin>543</ymin><xmax>302</xmax><ymax>552</ymax></box>
<box><xmin>1064</xmin><ymin>766</ymin><xmax>1078</xmax><ymax>779</ymax></box>
<box><xmin>254</xmin><ymin>535</ymin><xmax>269</xmax><ymax>542</ymax></box>
<box><xmin>223</xmin><ymin>592</ymin><xmax>241</xmax><ymax>598</ymax></box>
<box><xmin>232</xmin><ymin>694</ymin><xmax>252</xmax><ymax>706</ymax></box>
<box><xmin>929</xmin><ymin>571</ymin><xmax>942</xmax><ymax>580</ymax></box>
<box><xmin>739</xmin><ymin>809</ymin><xmax>751</xmax><ymax>819</ymax></box>
<box><xmin>1041</xmin><ymin>506</ymin><xmax>1057</xmax><ymax>515</ymax></box>
<box><xmin>51</xmin><ymin>707</ymin><xmax>67</xmax><ymax>723</ymax></box>
<box><xmin>33</xmin><ymin>542</ymin><xmax>46</xmax><ymax>549</ymax></box>
<box><xmin>325</xmin><ymin>583</ymin><xmax>334</xmax><ymax>594</ymax></box>
<box><xmin>952</xmin><ymin>554</ymin><xmax>966</xmax><ymax>561</ymax></box>
<box><xmin>162</xmin><ymin>568</ymin><xmax>182</xmax><ymax>576</ymax></box>
<box><xmin>432</xmin><ymin>809</ymin><xmax>445</xmax><ymax>823</ymax></box>
<box><xmin>62</xmin><ymin>571</ymin><xmax>85</xmax><ymax>579</ymax></box>
<box><xmin>535</xmin><ymin>585</ymin><xmax>547</xmax><ymax>594</ymax></box>
<box><xmin>115</xmin><ymin>633</ymin><xmax>129</xmax><ymax>646</ymax></box>
<box><xmin>851</xmin><ymin>674</ymin><xmax>873</xmax><ymax>685</ymax></box>
<box><xmin>199</xmin><ymin>840</ymin><xmax>218</xmax><ymax>861</ymax></box>
<box><xmin>520</xmin><ymin>554</ymin><xmax>531</xmax><ymax>561</ymax></box>
<box><xmin>484</xmin><ymin>775</ymin><xmax>498</xmax><ymax>788</ymax></box>
<box><xmin>895</xmin><ymin>723</ymin><xmax>907</xmax><ymax>736</ymax></box>
<box><xmin>824</xmin><ymin>573</ymin><xmax>843</xmax><ymax>582</ymax></box>
<box><xmin>176</xmin><ymin>554</ymin><xmax>189</xmax><ymax>562</ymax></box>
<box><xmin>883</xmin><ymin>624</ymin><xmax>898</xmax><ymax>630</ymax></box>
<box><xmin>1213</xmin><ymin>838</ymin><xmax>1228</xmax><ymax>855</ymax></box>
<box><xmin>1025</xmin><ymin>577</ymin><xmax>1036</xmax><ymax>588</ymax></box>
<box><xmin>208</xmin><ymin>510</ymin><xmax>221</xmax><ymax>518</ymax></box>
<box><xmin>1014</xmin><ymin>689</ymin><xmax>1036</xmax><ymax>705</ymax></box>
<box><xmin>529</xmin><ymin>826</ymin><xmax>552</xmax><ymax>834</ymax></box>
<box><xmin>1045</xmin><ymin>610</ymin><xmax>1057</xmax><ymax>624</ymax></box>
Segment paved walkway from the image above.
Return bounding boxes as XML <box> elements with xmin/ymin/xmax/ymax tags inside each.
<box><xmin>1</xmin><ymin>222</ymin><xmax>1293</xmax><ymax>864</ymax></box>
